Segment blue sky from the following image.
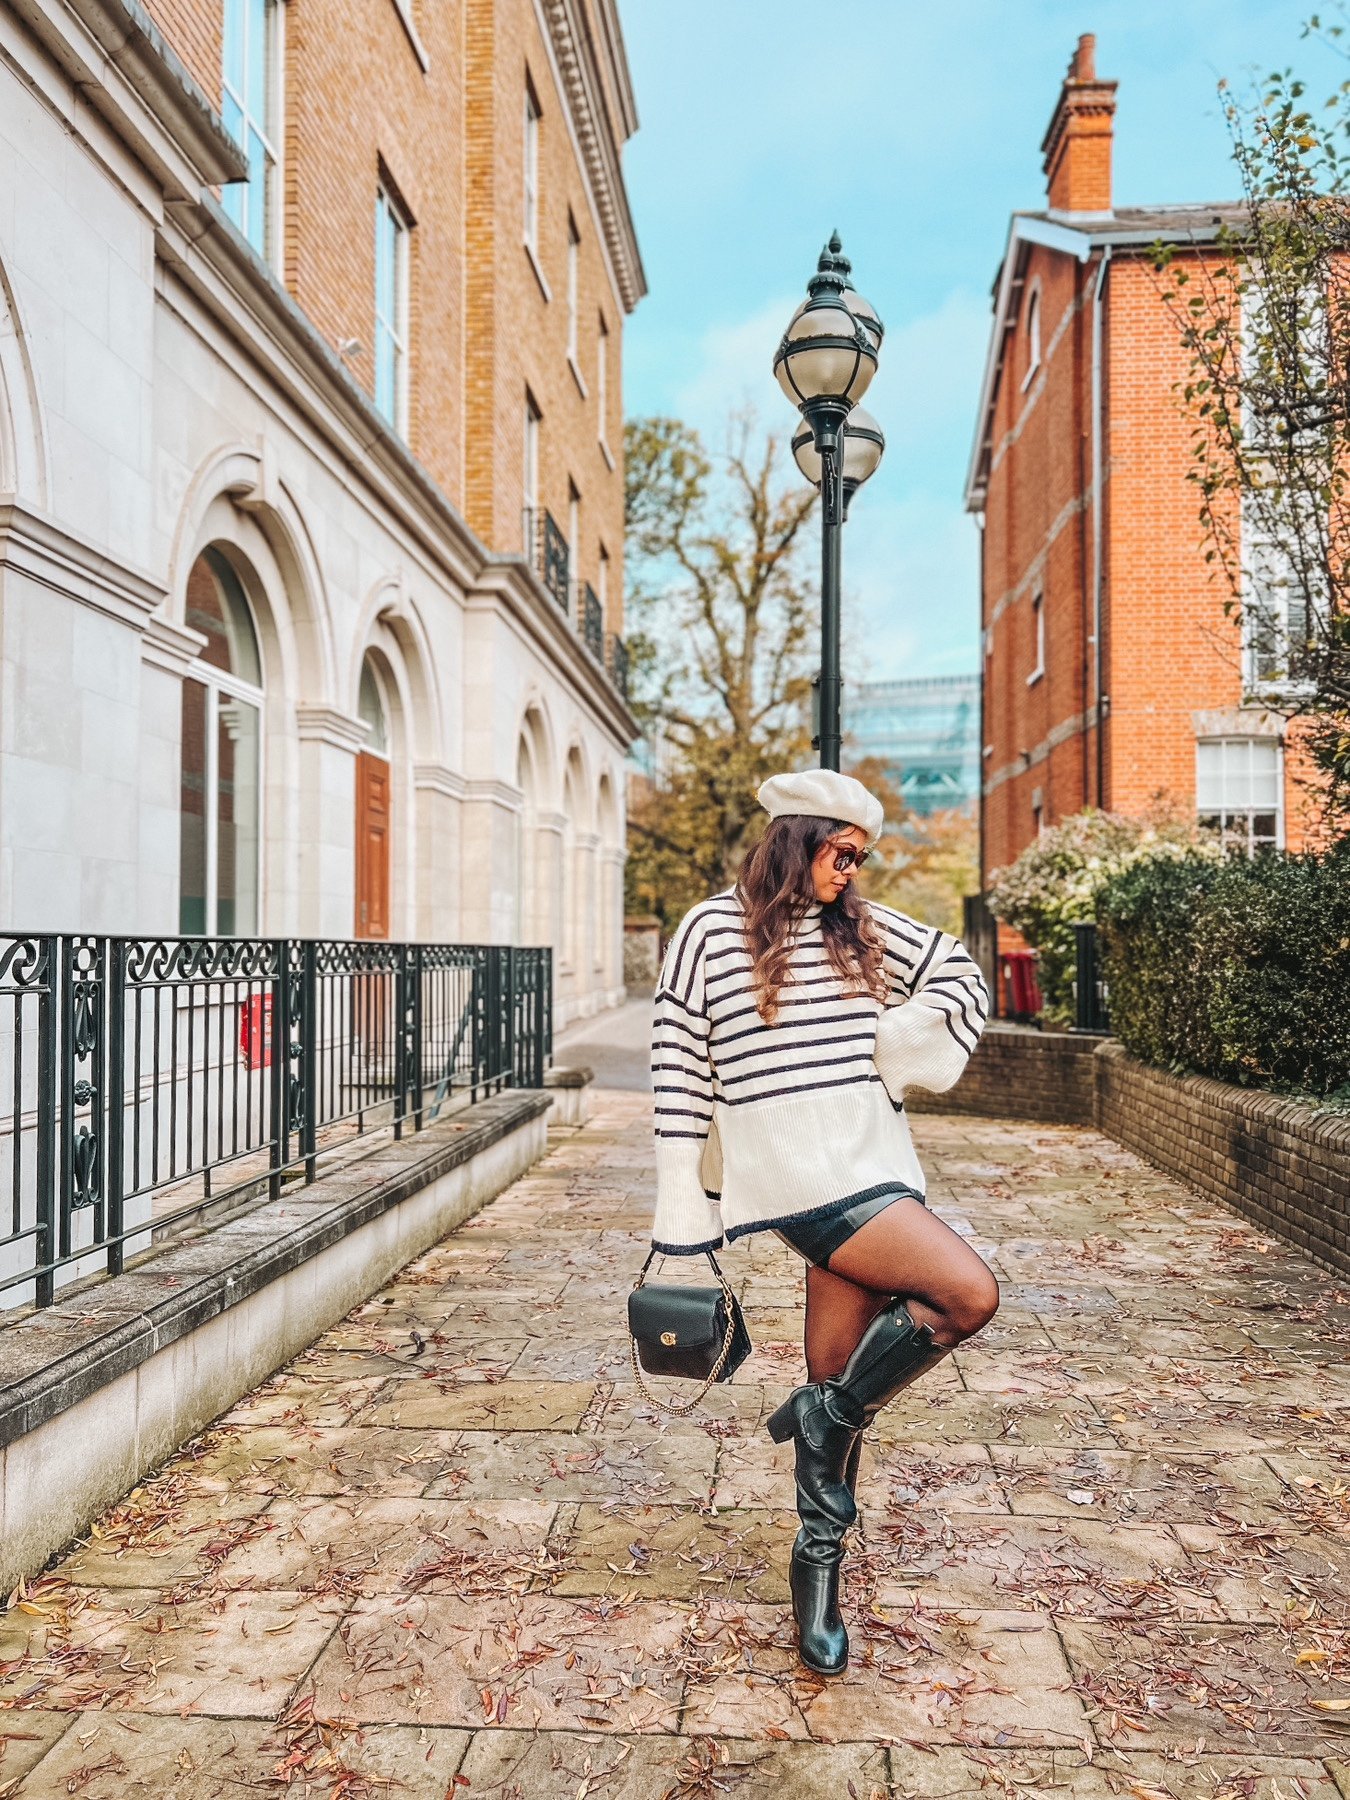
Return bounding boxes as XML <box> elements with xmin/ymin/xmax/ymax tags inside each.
<box><xmin>618</xmin><ymin>0</ymin><xmax>1333</xmax><ymax>681</ymax></box>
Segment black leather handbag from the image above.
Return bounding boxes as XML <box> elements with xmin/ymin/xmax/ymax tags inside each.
<box><xmin>627</xmin><ymin>1249</ymin><xmax>752</xmax><ymax>1415</ymax></box>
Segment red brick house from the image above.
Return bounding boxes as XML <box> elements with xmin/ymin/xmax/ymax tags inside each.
<box><xmin>967</xmin><ymin>35</ymin><xmax>1320</xmax><ymax>913</ymax></box>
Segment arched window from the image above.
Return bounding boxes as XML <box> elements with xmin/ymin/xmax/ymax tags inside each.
<box><xmin>358</xmin><ymin>657</ymin><xmax>389</xmax><ymax>754</ymax></box>
<box><xmin>179</xmin><ymin>548</ymin><xmax>263</xmax><ymax>935</ymax></box>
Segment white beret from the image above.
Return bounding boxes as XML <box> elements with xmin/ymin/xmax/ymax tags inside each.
<box><xmin>757</xmin><ymin>770</ymin><xmax>885</xmax><ymax>848</ymax></box>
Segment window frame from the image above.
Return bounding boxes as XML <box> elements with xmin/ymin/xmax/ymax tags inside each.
<box><xmin>597</xmin><ymin>311</ymin><xmax>610</xmax><ymax>453</ymax></box>
<box><xmin>1240</xmin><ymin>494</ymin><xmax>1319</xmax><ymax>700</ymax></box>
<box><xmin>523</xmin><ymin>81</ymin><xmax>541</xmax><ymax>254</ymax></box>
<box><xmin>374</xmin><ymin>184</ymin><xmax>411</xmax><ymax>434</ymax></box>
<box><xmin>1020</xmin><ymin>288</ymin><xmax>1042</xmax><ymax>391</ymax></box>
<box><xmin>221</xmin><ymin>0</ymin><xmax>284</xmax><ymax>262</ymax></box>
<box><xmin>1195</xmin><ymin>736</ymin><xmax>1284</xmax><ymax>854</ymax></box>
<box><xmin>180</xmin><ymin>552</ymin><xmax>265</xmax><ymax>939</ymax></box>
<box><xmin>522</xmin><ymin>391</ymin><xmax>541</xmax><ymax>550</ymax></box>
<box><xmin>566</xmin><ymin>215</ymin><xmax>580</xmax><ymax>364</ymax></box>
<box><xmin>1026</xmin><ymin>591</ymin><xmax>1045</xmax><ymax>686</ymax></box>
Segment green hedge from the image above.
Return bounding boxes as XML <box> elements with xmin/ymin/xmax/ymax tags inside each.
<box><xmin>1095</xmin><ymin>840</ymin><xmax>1350</xmax><ymax>1099</ymax></box>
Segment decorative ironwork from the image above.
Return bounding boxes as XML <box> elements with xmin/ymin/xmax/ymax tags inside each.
<box><xmin>582</xmin><ymin>583</ymin><xmax>603</xmax><ymax>659</ymax></box>
<box><xmin>62</xmin><ymin>938</ymin><xmax>104</xmax><ymax>1215</ymax></box>
<box><xmin>521</xmin><ymin>507</ymin><xmax>571</xmax><ymax>611</ymax></box>
<box><xmin>0</xmin><ymin>934</ymin><xmax>552</xmax><ymax>1313</ymax></box>
<box><xmin>606</xmin><ymin>632</ymin><xmax>629</xmax><ymax>699</ymax></box>
<box><xmin>541</xmin><ymin>511</ymin><xmax>569</xmax><ymax>610</ymax></box>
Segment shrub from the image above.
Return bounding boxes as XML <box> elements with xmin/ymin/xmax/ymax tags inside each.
<box><xmin>987</xmin><ymin>810</ymin><xmax>1220</xmax><ymax>1021</ymax></box>
<box><xmin>1097</xmin><ymin>839</ymin><xmax>1350</xmax><ymax>1098</ymax></box>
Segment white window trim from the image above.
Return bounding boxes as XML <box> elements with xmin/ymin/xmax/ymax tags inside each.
<box><xmin>184</xmin><ymin>660</ymin><xmax>265</xmax><ymax>938</ymax></box>
<box><xmin>524</xmin><ymin>83</ymin><xmax>540</xmax><ymax>254</ymax></box>
<box><xmin>387</xmin><ymin>0</ymin><xmax>429</xmax><ymax>71</ymax></box>
<box><xmin>374</xmin><ymin>185</ymin><xmax>411</xmax><ymax>434</ymax></box>
<box><xmin>1196</xmin><ymin>736</ymin><xmax>1285</xmax><ymax>852</ymax></box>
<box><xmin>566</xmin><ymin>216</ymin><xmax>580</xmax><ymax>360</ymax></box>
<box><xmin>1020</xmin><ymin>288</ymin><xmax>1042</xmax><ymax>392</ymax></box>
<box><xmin>222</xmin><ymin>0</ymin><xmax>284</xmax><ymax>265</ymax></box>
<box><xmin>523</xmin><ymin>393</ymin><xmax>541</xmax><ymax>544</ymax></box>
<box><xmin>1240</xmin><ymin>496</ymin><xmax>1319</xmax><ymax>703</ymax></box>
<box><xmin>1026</xmin><ymin>592</ymin><xmax>1045</xmax><ymax>686</ymax></box>
<box><xmin>597</xmin><ymin>313</ymin><xmax>610</xmax><ymax>455</ymax></box>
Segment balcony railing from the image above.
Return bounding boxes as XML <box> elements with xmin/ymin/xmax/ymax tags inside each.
<box><xmin>0</xmin><ymin>936</ymin><xmax>551</xmax><ymax>1311</ymax></box>
<box><xmin>582</xmin><ymin>583</ymin><xmax>604</xmax><ymax>660</ymax></box>
<box><xmin>523</xmin><ymin>506</ymin><xmax>570</xmax><ymax>612</ymax></box>
<box><xmin>607</xmin><ymin>632</ymin><xmax>630</xmax><ymax>700</ymax></box>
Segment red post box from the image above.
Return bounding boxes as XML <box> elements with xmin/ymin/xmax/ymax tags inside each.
<box><xmin>1000</xmin><ymin>950</ymin><xmax>1043</xmax><ymax>1021</ymax></box>
<box><xmin>239</xmin><ymin>993</ymin><xmax>274</xmax><ymax>1069</ymax></box>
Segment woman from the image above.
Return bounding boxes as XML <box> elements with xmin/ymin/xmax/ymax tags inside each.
<box><xmin>649</xmin><ymin>768</ymin><xmax>998</xmax><ymax>1677</ymax></box>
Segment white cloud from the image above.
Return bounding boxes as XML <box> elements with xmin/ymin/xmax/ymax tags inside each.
<box><xmin>671</xmin><ymin>295</ymin><xmax>798</xmax><ymax>445</ymax></box>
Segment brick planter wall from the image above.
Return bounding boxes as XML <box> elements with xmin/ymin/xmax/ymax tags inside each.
<box><xmin>907</xmin><ymin>1021</ymin><xmax>1098</xmax><ymax>1127</ymax></box>
<box><xmin>1094</xmin><ymin>1042</ymin><xmax>1350</xmax><ymax>1282</ymax></box>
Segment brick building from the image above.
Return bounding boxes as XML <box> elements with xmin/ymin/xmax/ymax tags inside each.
<box><xmin>0</xmin><ymin>0</ymin><xmax>642</xmax><ymax>1023</ymax></box>
<box><xmin>966</xmin><ymin>35</ymin><xmax>1318</xmax><ymax>907</ymax></box>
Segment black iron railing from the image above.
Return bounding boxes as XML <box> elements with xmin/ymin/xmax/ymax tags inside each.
<box><xmin>582</xmin><ymin>583</ymin><xmax>604</xmax><ymax>660</ymax></box>
<box><xmin>1072</xmin><ymin>921</ymin><xmax>1111</xmax><ymax>1034</ymax></box>
<box><xmin>607</xmin><ymin>632</ymin><xmax>629</xmax><ymax>699</ymax></box>
<box><xmin>523</xmin><ymin>507</ymin><xmax>570</xmax><ymax>611</ymax></box>
<box><xmin>0</xmin><ymin>936</ymin><xmax>551</xmax><ymax>1311</ymax></box>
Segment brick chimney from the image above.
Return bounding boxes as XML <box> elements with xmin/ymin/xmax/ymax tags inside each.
<box><xmin>1040</xmin><ymin>34</ymin><xmax>1117</xmax><ymax>214</ymax></box>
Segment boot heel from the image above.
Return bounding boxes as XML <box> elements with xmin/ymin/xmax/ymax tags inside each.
<box><xmin>766</xmin><ymin>1400</ymin><xmax>796</xmax><ymax>1444</ymax></box>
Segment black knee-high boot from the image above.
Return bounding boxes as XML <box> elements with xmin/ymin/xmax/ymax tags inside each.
<box><xmin>767</xmin><ymin>1301</ymin><xmax>950</xmax><ymax>1675</ymax></box>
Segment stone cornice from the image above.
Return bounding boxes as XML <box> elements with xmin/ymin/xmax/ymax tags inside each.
<box><xmin>461</xmin><ymin>777</ymin><xmax>524</xmax><ymax>811</ymax></box>
<box><xmin>538</xmin><ymin>0</ymin><xmax>646</xmax><ymax>313</ymax></box>
<box><xmin>0</xmin><ymin>501</ymin><xmax>165</xmax><ymax>628</ymax></box>
<box><xmin>141</xmin><ymin>612</ymin><xmax>206</xmax><ymax>675</ymax></box>
<box><xmin>11</xmin><ymin>0</ymin><xmax>247</xmax><ymax>196</ymax></box>
<box><xmin>294</xmin><ymin>705</ymin><xmax>368</xmax><ymax>753</ymax></box>
<box><xmin>413</xmin><ymin>762</ymin><xmax>468</xmax><ymax>800</ymax></box>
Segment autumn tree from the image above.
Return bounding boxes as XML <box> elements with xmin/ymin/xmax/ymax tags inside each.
<box><xmin>1154</xmin><ymin>27</ymin><xmax>1350</xmax><ymax>834</ymax></box>
<box><xmin>623</xmin><ymin>415</ymin><xmax>819</xmax><ymax>932</ymax></box>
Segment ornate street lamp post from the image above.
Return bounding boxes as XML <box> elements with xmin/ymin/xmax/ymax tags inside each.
<box><xmin>774</xmin><ymin>233</ymin><xmax>885</xmax><ymax>771</ymax></box>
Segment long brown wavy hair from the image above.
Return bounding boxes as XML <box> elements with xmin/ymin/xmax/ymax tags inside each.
<box><xmin>735</xmin><ymin>815</ymin><xmax>887</xmax><ymax>1025</ymax></box>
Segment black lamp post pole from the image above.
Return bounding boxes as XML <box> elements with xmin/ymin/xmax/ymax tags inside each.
<box><xmin>810</xmin><ymin>403</ymin><xmax>849</xmax><ymax>773</ymax></box>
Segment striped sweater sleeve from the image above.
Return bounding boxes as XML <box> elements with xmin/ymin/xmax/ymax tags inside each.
<box><xmin>871</xmin><ymin>905</ymin><xmax>990</xmax><ymax>1097</ymax></box>
<box><xmin>650</xmin><ymin>907</ymin><xmax>723</xmax><ymax>1255</ymax></box>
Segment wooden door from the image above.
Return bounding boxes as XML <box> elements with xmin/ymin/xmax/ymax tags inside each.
<box><xmin>354</xmin><ymin>752</ymin><xmax>391</xmax><ymax>939</ymax></box>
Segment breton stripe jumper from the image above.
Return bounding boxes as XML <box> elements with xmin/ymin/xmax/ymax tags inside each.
<box><xmin>650</xmin><ymin>889</ymin><xmax>990</xmax><ymax>1255</ymax></box>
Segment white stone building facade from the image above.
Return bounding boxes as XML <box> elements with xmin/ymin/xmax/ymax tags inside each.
<box><xmin>0</xmin><ymin>1</ymin><xmax>637</xmax><ymax>1028</ymax></box>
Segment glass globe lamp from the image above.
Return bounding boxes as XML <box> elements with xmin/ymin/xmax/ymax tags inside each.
<box><xmin>791</xmin><ymin>406</ymin><xmax>886</xmax><ymax>490</ymax></box>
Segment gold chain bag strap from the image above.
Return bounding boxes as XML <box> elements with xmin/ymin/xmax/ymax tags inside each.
<box><xmin>626</xmin><ymin>1248</ymin><xmax>752</xmax><ymax>1416</ymax></box>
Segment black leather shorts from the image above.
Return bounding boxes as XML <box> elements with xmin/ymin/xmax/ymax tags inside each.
<box><xmin>775</xmin><ymin>1185</ymin><xmax>926</xmax><ymax>1271</ymax></box>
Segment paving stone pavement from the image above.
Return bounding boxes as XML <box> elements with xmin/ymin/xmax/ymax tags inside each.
<box><xmin>2</xmin><ymin>1087</ymin><xmax>1350</xmax><ymax>1798</ymax></box>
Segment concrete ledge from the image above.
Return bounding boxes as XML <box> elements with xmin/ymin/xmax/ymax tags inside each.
<box><xmin>0</xmin><ymin>1089</ymin><xmax>551</xmax><ymax>1591</ymax></box>
<box><xmin>544</xmin><ymin>1063</ymin><xmax>593</xmax><ymax>1126</ymax></box>
<box><xmin>1094</xmin><ymin>1042</ymin><xmax>1350</xmax><ymax>1281</ymax></box>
